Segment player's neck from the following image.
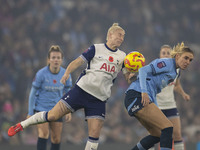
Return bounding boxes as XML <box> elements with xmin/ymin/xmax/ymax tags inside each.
<box><xmin>106</xmin><ymin>42</ymin><xmax>117</xmax><ymax>50</ymax></box>
<box><xmin>49</xmin><ymin>66</ymin><xmax>60</xmax><ymax>74</ymax></box>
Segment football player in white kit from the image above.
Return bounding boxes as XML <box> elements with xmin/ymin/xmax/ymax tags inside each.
<box><xmin>154</xmin><ymin>45</ymin><xmax>190</xmax><ymax>150</ymax></box>
<box><xmin>8</xmin><ymin>23</ymin><xmax>130</xmax><ymax>150</ymax></box>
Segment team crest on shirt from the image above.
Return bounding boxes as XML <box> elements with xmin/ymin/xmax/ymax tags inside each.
<box><xmin>157</xmin><ymin>61</ymin><xmax>166</xmax><ymax>68</ymax></box>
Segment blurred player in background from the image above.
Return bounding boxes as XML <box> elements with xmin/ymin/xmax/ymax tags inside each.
<box><xmin>124</xmin><ymin>42</ymin><xmax>194</xmax><ymax>150</ymax></box>
<box><xmin>27</xmin><ymin>45</ymin><xmax>72</xmax><ymax>150</ymax></box>
<box><xmin>8</xmin><ymin>23</ymin><xmax>132</xmax><ymax>150</ymax></box>
<box><xmin>151</xmin><ymin>45</ymin><xmax>190</xmax><ymax>150</ymax></box>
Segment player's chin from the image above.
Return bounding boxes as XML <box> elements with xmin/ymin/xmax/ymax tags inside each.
<box><xmin>181</xmin><ymin>66</ymin><xmax>188</xmax><ymax>70</ymax></box>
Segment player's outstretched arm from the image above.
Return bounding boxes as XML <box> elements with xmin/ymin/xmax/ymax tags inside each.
<box><xmin>61</xmin><ymin>57</ymin><xmax>85</xmax><ymax>85</ymax></box>
<box><xmin>174</xmin><ymin>79</ymin><xmax>190</xmax><ymax>101</ymax></box>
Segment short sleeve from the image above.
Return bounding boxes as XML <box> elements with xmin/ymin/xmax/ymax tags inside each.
<box><xmin>32</xmin><ymin>71</ymin><xmax>44</xmax><ymax>88</ymax></box>
<box><xmin>81</xmin><ymin>45</ymin><xmax>95</xmax><ymax>62</ymax></box>
<box><xmin>150</xmin><ymin>58</ymin><xmax>173</xmax><ymax>75</ymax></box>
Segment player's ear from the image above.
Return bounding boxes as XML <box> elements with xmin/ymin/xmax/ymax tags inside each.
<box><xmin>107</xmin><ymin>32</ymin><xmax>112</xmax><ymax>39</ymax></box>
<box><xmin>175</xmin><ymin>53</ymin><xmax>181</xmax><ymax>60</ymax></box>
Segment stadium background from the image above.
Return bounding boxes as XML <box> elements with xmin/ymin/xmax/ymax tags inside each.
<box><xmin>0</xmin><ymin>0</ymin><xmax>200</xmax><ymax>149</ymax></box>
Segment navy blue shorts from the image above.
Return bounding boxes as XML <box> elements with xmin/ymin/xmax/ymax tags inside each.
<box><xmin>161</xmin><ymin>108</ymin><xmax>179</xmax><ymax>118</ymax></box>
<box><xmin>61</xmin><ymin>85</ymin><xmax>106</xmax><ymax>120</ymax></box>
<box><xmin>125</xmin><ymin>90</ymin><xmax>144</xmax><ymax>117</ymax></box>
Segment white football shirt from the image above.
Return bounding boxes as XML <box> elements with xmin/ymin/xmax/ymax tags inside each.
<box><xmin>156</xmin><ymin>69</ymin><xmax>180</xmax><ymax>109</ymax></box>
<box><xmin>77</xmin><ymin>43</ymin><xmax>126</xmax><ymax>101</ymax></box>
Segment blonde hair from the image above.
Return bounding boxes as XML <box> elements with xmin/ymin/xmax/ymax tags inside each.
<box><xmin>106</xmin><ymin>23</ymin><xmax>125</xmax><ymax>41</ymax></box>
<box><xmin>171</xmin><ymin>42</ymin><xmax>194</xmax><ymax>58</ymax></box>
<box><xmin>47</xmin><ymin>45</ymin><xmax>64</xmax><ymax>65</ymax></box>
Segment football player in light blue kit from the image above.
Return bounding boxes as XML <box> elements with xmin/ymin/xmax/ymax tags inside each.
<box><xmin>8</xmin><ymin>23</ymin><xmax>131</xmax><ymax>150</ymax></box>
<box><xmin>149</xmin><ymin>45</ymin><xmax>190</xmax><ymax>150</ymax></box>
<box><xmin>124</xmin><ymin>42</ymin><xmax>194</xmax><ymax>150</ymax></box>
<box><xmin>27</xmin><ymin>45</ymin><xmax>72</xmax><ymax>150</ymax></box>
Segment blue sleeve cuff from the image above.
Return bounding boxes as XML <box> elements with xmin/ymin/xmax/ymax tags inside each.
<box><xmin>28</xmin><ymin>86</ymin><xmax>37</xmax><ymax>115</ymax></box>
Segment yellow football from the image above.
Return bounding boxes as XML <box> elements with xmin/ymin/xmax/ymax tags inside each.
<box><xmin>124</xmin><ymin>51</ymin><xmax>145</xmax><ymax>72</ymax></box>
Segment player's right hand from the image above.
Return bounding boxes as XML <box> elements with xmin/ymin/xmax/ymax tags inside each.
<box><xmin>60</xmin><ymin>74</ymin><xmax>69</xmax><ymax>85</ymax></box>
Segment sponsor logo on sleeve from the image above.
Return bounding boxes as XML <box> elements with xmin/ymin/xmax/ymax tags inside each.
<box><xmin>157</xmin><ymin>61</ymin><xmax>166</xmax><ymax>68</ymax></box>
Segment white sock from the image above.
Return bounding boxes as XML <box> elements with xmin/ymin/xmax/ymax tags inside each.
<box><xmin>85</xmin><ymin>140</ymin><xmax>99</xmax><ymax>150</ymax></box>
<box><xmin>21</xmin><ymin>111</ymin><xmax>47</xmax><ymax>128</ymax></box>
<box><xmin>174</xmin><ymin>141</ymin><xmax>184</xmax><ymax>150</ymax></box>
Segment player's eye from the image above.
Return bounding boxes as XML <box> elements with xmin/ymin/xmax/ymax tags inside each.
<box><xmin>184</xmin><ymin>56</ymin><xmax>193</xmax><ymax>62</ymax></box>
<box><xmin>51</xmin><ymin>56</ymin><xmax>56</xmax><ymax>59</ymax></box>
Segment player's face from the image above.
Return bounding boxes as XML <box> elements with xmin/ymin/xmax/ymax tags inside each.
<box><xmin>48</xmin><ymin>52</ymin><xmax>63</xmax><ymax>68</ymax></box>
<box><xmin>109</xmin><ymin>29</ymin><xmax>125</xmax><ymax>49</ymax></box>
<box><xmin>176</xmin><ymin>52</ymin><xmax>193</xmax><ymax>70</ymax></box>
<box><xmin>160</xmin><ymin>48</ymin><xmax>171</xmax><ymax>58</ymax></box>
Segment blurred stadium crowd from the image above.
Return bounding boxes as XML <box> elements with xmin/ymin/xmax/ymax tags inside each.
<box><xmin>0</xmin><ymin>0</ymin><xmax>200</xmax><ymax>146</ymax></box>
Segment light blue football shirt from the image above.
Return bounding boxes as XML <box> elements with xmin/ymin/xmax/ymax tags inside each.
<box><xmin>28</xmin><ymin>66</ymin><xmax>72</xmax><ymax>115</ymax></box>
<box><xmin>127</xmin><ymin>58</ymin><xmax>177</xmax><ymax>105</ymax></box>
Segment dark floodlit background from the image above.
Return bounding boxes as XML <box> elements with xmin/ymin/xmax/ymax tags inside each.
<box><xmin>0</xmin><ymin>0</ymin><xmax>200</xmax><ymax>150</ymax></box>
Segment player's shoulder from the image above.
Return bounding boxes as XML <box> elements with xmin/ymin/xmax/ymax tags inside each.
<box><xmin>117</xmin><ymin>48</ymin><xmax>126</xmax><ymax>56</ymax></box>
<box><xmin>94</xmin><ymin>43</ymin><xmax>104</xmax><ymax>47</ymax></box>
<box><xmin>152</xmin><ymin>58</ymin><xmax>174</xmax><ymax>65</ymax></box>
<box><xmin>37</xmin><ymin>66</ymin><xmax>49</xmax><ymax>74</ymax></box>
<box><xmin>149</xmin><ymin>58</ymin><xmax>176</xmax><ymax>71</ymax></box>
<box><xmin>60</xmin><ymin>66</ymin><xmax>65</xmax><ymax>70</ymax></box>
<box><xmin>94</xmin><ymin>43</ymin><xmax>126</xmax><ymax>56</ymax></box>
<box><xmin>34</xmin><ymin>66</ymin><xmax>48</xmax><ymax>80</ymax></box>
<box><xmin>93</xmin><ymin>43</ymin><xmax>104</xmax><ymax>51</ymax></box>
<box><xmin>161</xmin><ymin>58</ymin><xmax>174</xmax><ymax>63</ymax></box>
<box><xmin>59</xmin><ymin>66</ymin><xmax>66</xmax><ymax>73</ymax></box>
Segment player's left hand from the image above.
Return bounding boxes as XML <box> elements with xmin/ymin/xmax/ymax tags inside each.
<box><xmin>60</xmin><ymin>74</ymin><xmax>69</xmax><ymax>85</ymax></box>
<box><xmin>65</xmin><ymin>113</ymin><xmax>72</xmax><ymax>122</ymax></box>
